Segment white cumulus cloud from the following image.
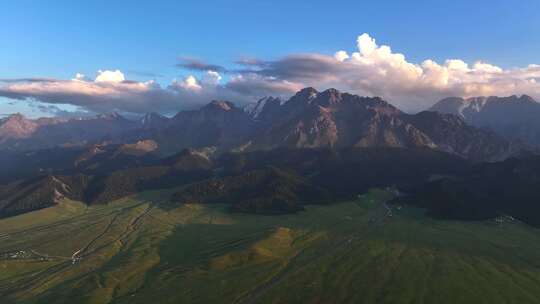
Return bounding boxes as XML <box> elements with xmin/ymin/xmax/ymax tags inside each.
<box><xmin>175</xmin><ymin>75</ymin><xmax>202</xmax><ymax>91</ymax></box>
<box><xmin>95</xmin><ymin>70</ymin><xmax>125</xmax><ymax>83</ymax></box>
<box><xmin>2</xmin><ymin>33</ymin><xmax>540</xmax><ymax>115</ymax></box>
<box><xmin>334</xmin><ymin>50</ymin><xmax>350</xmax><ymax>62</ymax></box>
<box><xmin>242</xmin><ymin>33</ymin><xmax>540</xmax><ymax>111</ymax></box>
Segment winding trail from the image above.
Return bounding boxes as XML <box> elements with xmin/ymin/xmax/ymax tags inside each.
<box><xmin>69</xmin><ymin>201</ymin><xmax>155</xmax><ymax>262</ymax></box>
<box><xmin>70</xmin><ymin>212</ymin><xmax>123</xmax><ymax>263</ymax></box>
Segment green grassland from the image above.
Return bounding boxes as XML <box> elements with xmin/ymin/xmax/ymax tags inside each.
<box><xmin>1</xmin><ymin>188</ymin><xmax>540</xmax><ymax>303</ymax></box>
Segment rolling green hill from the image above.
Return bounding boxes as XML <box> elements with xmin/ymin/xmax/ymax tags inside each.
<box><xmin>1</xmin><ymin>189</ymin><xmax>540</xmax><ymax>303</ymax></box>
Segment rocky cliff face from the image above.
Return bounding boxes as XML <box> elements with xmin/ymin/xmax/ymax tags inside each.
<box><xmin>404</xmin><ymin>111</ymin><xmax>519</xmax><ymax>161</ymax></box>
<box><xmin>430</xmin><ymin>95</ymin><xmax>540</xmax><ymax>146</ymax></box>
<box><xmin>241</xmin><ymin>88</ymin><xmax>519</xmax><ymax>161</ymax></box>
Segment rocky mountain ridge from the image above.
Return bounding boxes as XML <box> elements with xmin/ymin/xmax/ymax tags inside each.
<box><xmin>0</xmin><ymin>88</ymin><xmax>526</xmax><ymax>161</ymax></box>
<box><xmin>430</xmin><ymin>95</ymin><xmax>540</xmax><ymax>146</ymax></box>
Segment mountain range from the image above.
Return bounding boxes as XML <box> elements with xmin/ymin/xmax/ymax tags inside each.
<box><xmin>0</xmin><ymin>146</ymin><xmax>466</xmax><ymax>218</ymax></box>
<box><xmin>430</xmin><ymin>95</ymin><xmax>540</xmax><ymax>146</ymax></box>
<box><xmin>0</xmin><ymin>112</ymin><xmax>139</xmax><ymax>151</ymax></box>
<box><xmin>0</xmin><ymin>88</ymin><xmax>524</xmax><ymax>162</ymax></box>
<box><xmin>3</xmin><ymin>88</ymin><xmax>540</xmax><ymax>242</ymax></box>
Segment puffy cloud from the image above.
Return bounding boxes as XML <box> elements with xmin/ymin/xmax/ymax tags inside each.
<box><xmin>446</xmin><ymin>59</ymin><xmax>469</xmax><ymax>72</ymax></box>
<box><xmin>202</xmin><ymin>70</ymin><xmax>222</xmax><ymax>86</ymax></box>
<box><xmin>72</xmin><ymin>73</ymin><xmax>88</xmax><ymax>81</ymax></box>
<box><xmin>357</xmin><ymin>33</ymin><xmax>377</xmax><ymax>56</ymax></box>
<box><xmin>175</xmin><ymin>75</ymin><xmax>202</xmax><ymax>91</ymax></box>
<box><xmin>0</xmin><ymin>69</ymin><xmax>293</xmax><ymax>115</ymax></box>
<box><xmin>0</xmin><ymin>72</ymin><xmax>186</xmax><ymax>115</ymax></box>
<box><xmin>334</xmin><ymin>51</ymin><xmax>350</xmax><ymax>62</ymax></box>
<box><xmin>232</xmin><ymin>33</ymin><xmax>540</xmax><ymax>111</ymax></box>
<box><xmin>2</xmin><ymin>34</ymin><xmax>540</xmax><ymax>115</ymax></box>
<box><xmin>473</xmin><ymin>62</ymin><xmax>503</xmax><ymax>74</ymax></box>
<box><xmin>95</xmin><ymin>70</ymin><xmax>125</xmax><ymax>83</ymax></box>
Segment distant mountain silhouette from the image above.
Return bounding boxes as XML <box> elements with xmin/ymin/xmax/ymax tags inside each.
<box><xmin>430</xmin><ymin>95</ymin><xmax>540</xmax><ymax>146</ymax></box>
<box><xmin>0</xmin><ymin>112</ymin><xmax>139</xmax><ymax>150</ymax></box>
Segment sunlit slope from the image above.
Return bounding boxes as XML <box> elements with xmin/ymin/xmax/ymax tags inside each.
<box><xmin>1</xmin><ymin>189</ymin><xmax>540</xmax><ymax>303</ymax></box>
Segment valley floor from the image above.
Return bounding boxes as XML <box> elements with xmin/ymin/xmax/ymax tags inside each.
<box><xmin>1</xmin><ymin>189</ymin><xmax>540</xmax><ymax>303</ymax></box>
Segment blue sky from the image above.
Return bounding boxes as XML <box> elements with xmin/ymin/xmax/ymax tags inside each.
<box><xmin>1</xmin><ymin>0</ymin><xmax>540</xmax><ymax>117</ymax></box>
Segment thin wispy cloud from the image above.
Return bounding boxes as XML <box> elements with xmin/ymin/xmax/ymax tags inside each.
<box><xmin>176</xmin><ymin>57</ymin><xmax>227</xmax><ymax>73</ymax></box>
<box><xmin>0</xmin><ymin>78</ymin><xmax>59</xmax><ymax>83</ymax></box>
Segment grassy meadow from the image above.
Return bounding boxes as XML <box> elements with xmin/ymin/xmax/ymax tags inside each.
<box><xmin>1</xmin><ymin>188</ymin><xmax>540</xmax><ymax>303</ymax></box>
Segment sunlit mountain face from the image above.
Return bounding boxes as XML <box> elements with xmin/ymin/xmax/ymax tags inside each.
<box><xmin>1</xmin><ymin>1</ymin><xmax>540</xmax><ymax>303</ymax></box>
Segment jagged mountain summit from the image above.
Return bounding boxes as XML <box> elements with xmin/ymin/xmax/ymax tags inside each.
<box><xmin>0</xmin><ymin>88</ymin><xmax>526</xmax><ymax>161</ymax></box>
<box><xmin>430</xmin><ymin>95</ymin><xmax>540</xmax><ymax>146</ymax></box>
<box><xmin>130</xmin><ymin>87</ymin><xmax>519</xmax><ymax>160</ymax></box>
<box><xmin>241</xmin><ymin>88</ymin><xmax>519</xmax><ymax>161</ymax></box>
